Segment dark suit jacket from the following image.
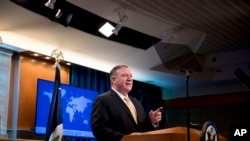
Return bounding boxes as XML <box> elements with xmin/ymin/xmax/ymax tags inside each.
<box><xmin>91</xmin><ymin>89</ymin><xmax>155</xmax><ymax>141</ymax></box>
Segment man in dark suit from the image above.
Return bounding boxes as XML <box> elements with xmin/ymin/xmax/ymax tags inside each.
<box><xmin>91</xmin><ymin>65</ymin><xmax>162</xmax><ymax>141</ymax></box>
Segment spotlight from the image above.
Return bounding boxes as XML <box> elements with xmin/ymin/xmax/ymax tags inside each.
<box><xmin>44</xmin><ymin>0</ymin><xmax>73</xmax><ymax>27</ymax></box>
<box><xmin>98</xmin><ymin>7</ymin><xmax>128</xmax><ymax>37</ymax></box>
<box><xmin>45</xmin><ymin>0</ymin><xmax>56</xmax><ymax>9</ymax></box>
<box><xmin>112</xmin><ymin>14</ymin><xmax>128</xmax><ymax>35</ymax></box>
<box><xmin>55</xmin><ymin>8</ymin><xmax>63</xmax><ymax>18</ymax></box>
<box><xmin>98</xmin><ymin>22</ymin><xmax>115</xmax><ymax>38</ymax></box>
<box><xmin>52</xmin><ymin>11</ymin><xmax>73</xmax><ymax>27</ymax></box>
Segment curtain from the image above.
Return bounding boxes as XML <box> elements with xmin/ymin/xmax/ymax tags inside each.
<box><xmin>69</xmin><ymin>64</ymin><xmax>110</xmax><ymax>94</ymax></box>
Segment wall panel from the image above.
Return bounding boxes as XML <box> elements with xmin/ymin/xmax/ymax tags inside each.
<box><xmin>0</xmin><ymin>48</ymin><xmax>13</xmax><ymax>136</ymax></box>
<box><xmin>18</xmin><ymin>55</ymin><xmax>69</xmax><ymax>130</ymax></box>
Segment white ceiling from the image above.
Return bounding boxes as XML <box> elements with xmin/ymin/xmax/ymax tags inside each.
<box><xmin>1</xmin><ymin>0</ymin><xmax>249</xmax><ymax>99</ymax></box>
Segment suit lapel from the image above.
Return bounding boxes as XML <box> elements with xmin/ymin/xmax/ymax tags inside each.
<box><xmin>110</xmin><ymin>90</ymin><xmax>138</xmax><ymax>124</ymax></box>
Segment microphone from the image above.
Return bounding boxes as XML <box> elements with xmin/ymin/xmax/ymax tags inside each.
<box><xmin>160</xmin><ymin>108</ymin><xmax>169</xmax><ymax>128</ymax></box>
<box><xmin>189</xmin><ymin>122</ymin><xmax>202</xmax><ymax>130</ymax></box>
<box><xmin>184</xmin><ymin>112</ymin><xmax>202</xmax><ymax>130</ymax></box>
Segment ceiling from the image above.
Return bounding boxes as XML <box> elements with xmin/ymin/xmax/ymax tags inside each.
<box><xmin>1</xmin><ymin>0</ymin><xmax>250</xmax><ymax>99</ymax></box>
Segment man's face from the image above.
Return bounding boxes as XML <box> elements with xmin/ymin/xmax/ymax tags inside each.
<box><xmin>112</xmin><ymin>67</ymin><xmax>133</xmax><ymax>95</ymax></box>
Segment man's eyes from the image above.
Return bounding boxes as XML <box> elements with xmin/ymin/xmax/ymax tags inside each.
<box><xmin>121</xmin><ymin>74</ymin><xmax>132</xmax><ymax>77</ymax></box>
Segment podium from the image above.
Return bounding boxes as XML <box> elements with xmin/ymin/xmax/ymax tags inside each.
<box><xmin>121</xmin><ymin>126</ymin><xmax>227</xmax><ymax>141</ymax></box>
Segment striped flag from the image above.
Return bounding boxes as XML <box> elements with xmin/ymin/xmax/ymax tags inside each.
<box><xmin>45</xmin><ymin>65</ymin><xmax>63</xmax><ymax>141</ymax></box>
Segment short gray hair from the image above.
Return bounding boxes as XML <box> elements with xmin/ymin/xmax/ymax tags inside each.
<box><xmin>109</xmin><ymin>65</ymin><xmax>128</xmax><ymax>79</ymax></box>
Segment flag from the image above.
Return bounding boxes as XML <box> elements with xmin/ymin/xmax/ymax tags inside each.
<box><xmin>45</xmin><ymin>65</ymin><xmax>63</xmax><ymax>141</ymax></box>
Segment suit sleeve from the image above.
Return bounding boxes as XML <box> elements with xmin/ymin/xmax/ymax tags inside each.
<box><xmin>91</xmin><ymin>96</ymin><xmax>124</xmax><ymax>141</ymax></box>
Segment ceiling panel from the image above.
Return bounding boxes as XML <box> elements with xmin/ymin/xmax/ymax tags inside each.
<box><xmin>121</xmin><ymin>0</ymin><xmax>250</xmax><ymax>54</ymax></box>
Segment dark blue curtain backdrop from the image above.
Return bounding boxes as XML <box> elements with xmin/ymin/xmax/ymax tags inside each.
<box><xmin>68</xmin><ymin>64</ymin><xmax>165</xmax><ymax>141</ymax></box>
<box><xmin>69</xmin><ymin>64</ymin><xmax>110</xmax><ymax>94</ymax></box>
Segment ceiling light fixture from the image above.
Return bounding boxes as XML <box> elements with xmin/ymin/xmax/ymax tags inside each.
<box><xmin>112</xmin><ymin>8</ymin><xmax>128</xmax><ymax>35</ymax></box>
<box><xmin>98</xmin><ymin>22</ymin><xmax>115</xmax><ymax>38</ymax></box>
<box><xmin>112</xmin><ymin>16</ymin><xmax>127</xmax><ymax>35</ymax></box>
<box><xmin>45</xmin><ymin>0</ymin><xmax>56</xmax><ymax>9</ymax></box>
<box><xmin>98</xmin><ymin>7</ymin><xmax>128</xmax><ymax>37</ymax></box>
<box><xmin>44</xmin><ymin>0</ymin><xmax>73</xmax><ymax>27</ymax></box>
<box><xmin>45</xmin><ymin>0</ymin><xmax>61</xmax><ymax>18</ymax></box>
<box><xmin>162</xmin><ymin>28</ymin><xmax>178</xmax><ymax>43</ymax></box>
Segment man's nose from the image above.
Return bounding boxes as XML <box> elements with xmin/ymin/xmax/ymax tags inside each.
<box><xmin>127</xmin><ymin>76</ymin><xmax>132</xmax><ymax>80</ymax></box>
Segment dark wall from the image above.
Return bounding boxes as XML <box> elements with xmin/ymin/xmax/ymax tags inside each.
<box><xmin>129</xmin><ymin>81</ymin><xmax>166</xmax><ymax>129</ymax></box>
<box><xmin>164</xmin><ymin>92</ymin><xmax>250</xmax><ymax>139</ymax></box>
<box><xmin>166</xmin><ymin>102</ymin><xmax>250</xmax><ymax>130</ymax></box>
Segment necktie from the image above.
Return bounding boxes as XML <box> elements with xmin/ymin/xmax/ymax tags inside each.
<box><xmin>124</xmin><ymin>97</ymin><xmax>137</xmax><ymax>124</ymax></box>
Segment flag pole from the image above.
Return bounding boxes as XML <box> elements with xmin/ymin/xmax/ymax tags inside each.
<box><xmin>45</xmin><ymin>49</ymin><xmax>64</xmax><ymax>141</ymax></box>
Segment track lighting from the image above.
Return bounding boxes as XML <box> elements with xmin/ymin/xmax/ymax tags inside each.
<box><xmin>44</xmin><ymin>0</ymin><xmax>73</xmax><ymax>27</ymax></box>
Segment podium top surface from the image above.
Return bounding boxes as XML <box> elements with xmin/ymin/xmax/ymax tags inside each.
<box><xmin>122</xmin><ymin>126</ymin><xmax>227</xmax><ymax>141</ymax></box>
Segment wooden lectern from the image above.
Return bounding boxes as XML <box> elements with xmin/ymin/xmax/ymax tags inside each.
<box><xmin>121</xmin><ymin>126</ymin><xmax>227</xmax><ymax>141</ymax></box>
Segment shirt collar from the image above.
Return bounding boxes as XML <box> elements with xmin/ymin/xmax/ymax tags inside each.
<box><xmin>111</xmin><ymin>87</ymin><xmax>128</xmax><ymax>100</ymax></box>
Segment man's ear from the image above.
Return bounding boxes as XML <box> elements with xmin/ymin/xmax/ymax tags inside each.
<box><xmin>111</xmin><ymin>77</ymin><xmax>115</xmax><ymax>83</ymax></box>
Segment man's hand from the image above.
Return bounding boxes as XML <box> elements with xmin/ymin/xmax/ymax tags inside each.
<box><xmin>149</xmin><ymin>107</ymin><xmax>163</xmax><ymax>125</ymax></box>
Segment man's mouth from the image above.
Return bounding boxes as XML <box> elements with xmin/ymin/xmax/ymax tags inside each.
<box><xmin>126</xmin><ymin>83</ymin><xmax>131</xmax><ymax>86</ymax></box>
